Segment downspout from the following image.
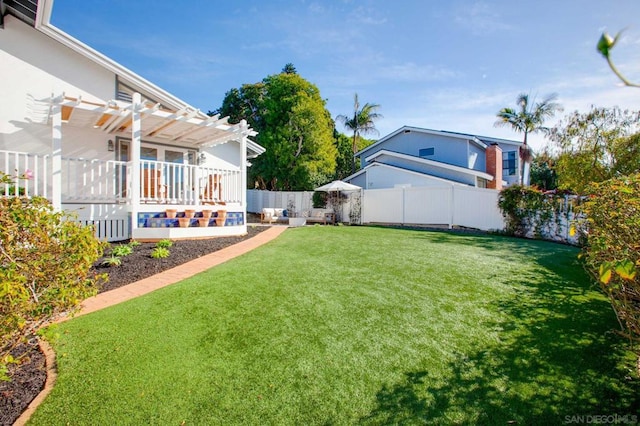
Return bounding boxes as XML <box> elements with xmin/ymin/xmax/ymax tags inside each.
<box><xmin>130</xmin><ymin>93</ymin><xmax>141</xmax><ymax>232</ymax></box>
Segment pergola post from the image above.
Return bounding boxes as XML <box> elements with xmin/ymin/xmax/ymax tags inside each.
<box><xmin>240</xmin><ymin>120</ymin><xmax>248</xmax><ymax>218</ymax></box>
<box><xmin>130</xmin><ymin>93</ymin><xmax>142</xmax><ymax>230</ymax></box>
<box><xmin>51</xmin><ymin>103</ymin><xmax>62</xmax><ymax>211</ymax></box>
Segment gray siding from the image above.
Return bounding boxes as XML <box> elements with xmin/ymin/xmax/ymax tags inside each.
<box><xmin>363</xmin><ymin>131</ymin><xmax>471</xmax><ymax>169</ymax></box>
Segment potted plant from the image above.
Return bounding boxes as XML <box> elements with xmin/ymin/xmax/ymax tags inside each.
<box><xmin>215</xmin><ymin>210</ymin><xmax>227</xmax><ymax>226</ymax></box>
<box><xmin>177</xmin><ymin>217</ymin><xmax>191</xmax><ymax>227</ymax></box>
<box><xmin>184</xmin><ymin>209</ymin><xmax>196</xmax><ymax>218</ymax></box>
<box><xmin>197</xmin><ymin>218</ymin><xmax>210</xmax><ymax>227</ymax></box>
<box><xmin>165</xmin><ymin>209</ymin><xmax>177</xmax><ymax>219</ymax></box>
<box><xmin>201</xmin><ymin>209</ymin><xmax>213</xmax><ymax>218</ymax></box>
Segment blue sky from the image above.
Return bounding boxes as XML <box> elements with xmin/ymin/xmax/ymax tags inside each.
<box><xmin>50</xmin><ymin>0</ymin><xmax>640</xmax><ymax>150</ymax></box>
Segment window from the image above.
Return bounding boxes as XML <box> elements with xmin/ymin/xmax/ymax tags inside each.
<box><xmin>116</xmin><ymin>77</ymin><xmax>167</xmax><ymax>108</ymax></box>
<box><xmin>503</xmin><ymin>151</ymin><xmax>517</xmax><ymax>176</ymax></box>
<box><xmin>419</xmin><ymin>147</ymin><xmax>435</xmax><ymax>157</ymax></box>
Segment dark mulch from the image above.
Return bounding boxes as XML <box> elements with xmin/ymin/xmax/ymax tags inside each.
<box><xmin>0</xmin><ymin>224</ymin><xmax>270</xmax><ymax>425</ymax></box>
<box><xmin>0</xmin><ymin>342</ymin><xmax>46</xmax><ymax>426</ymax></box>
<box><xmin>95</xmin><ymin>225</ymin><xmax>269</xmax><ymax>293</ymax></box>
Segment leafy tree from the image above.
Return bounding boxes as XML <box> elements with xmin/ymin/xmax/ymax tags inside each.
<box><xmin>336</xmin><ymin>93</ymin><xmax>382</xmax><ymax>174</ymax></box>
<box><xmin>281</xmin><ymin>63</ymin><xmax>297</xmax><ymax>74</ymax></box>
<box><xmin>219</xmin><ymin>67</ymin><xmax>336</xmax><ymax>190</ymax></box>
<box><xmin>495</xmin><ymin>93</ymin><xmax>562</xmax><ymax>185</ymax></box>
<box><xmin>550</xmin><ymin>106</ymin><xmax>640</xmax><ymax>194</ymax></box>
<box><xmin>333</xmin><ymin>131</ymin><xmax>375</xmax><ymax>180</ymax></box>
<box><xmin>529</xmin><ymin>149</ymin><xmax>558</xmax><ymax>191</ymax></box>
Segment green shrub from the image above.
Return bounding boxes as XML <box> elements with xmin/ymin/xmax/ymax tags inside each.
<box><xmin>312</xmin><ymin>191</ymin><xmax>327</xmax><ymax>208</ymax></box>
<box><xmin>0</xmin><ymin>196</ymin><xmax>105</xmax><ymax>376</ymax></box>
<box><xmin>111</xmin><ymin>245</ymin><xmax>133</xmax><ymax>257</ymax></box>
<box><xmin>156</xmin><ymin>239</ymin><xmax>173</xmax><ymax>249</ymax></box>
<box><xmin>579</xmin><ymin>173</ymin><xmax>640</xmax><ymax>344</ymax></box>
<box><xmin>102</xmin><ymin>256</ymin><xmax>123</xmax><ymax>267</ymax></box>
<box><xmin>497</xmin><ymin>185</ymin><xmax>570</xmax><ymax>238</ymax></box>
<box><xmin>128</xmin><ymin>240</ymin><xmax>141</xmax><ymax>247</ymax></box>
<box><xmin>150</xmin><ymin>247</ymin><xmax>170</xmax><ymax>259</ymax></box>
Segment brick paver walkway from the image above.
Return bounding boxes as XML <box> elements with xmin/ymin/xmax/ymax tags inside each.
<box><xmin>74</xmin><ymin>226</ymin><xmax>288</xmax><ymax>318</ymax></box>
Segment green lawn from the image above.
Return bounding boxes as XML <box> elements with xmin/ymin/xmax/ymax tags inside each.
<box><xmin>31</xmin><ymin>227</ymin><xmax>639</xmax><ymax>425</ymax></box>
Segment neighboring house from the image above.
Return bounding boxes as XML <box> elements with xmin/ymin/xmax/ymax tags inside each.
<box><xmin>345</xmin><ymin>126</ymin><xmax>522</xmax><ymax>191</ymax></box>
<box><xmin>0</xmin><ymin>0</ymin><xmax>264</xmax><ymax>241</ymax></box>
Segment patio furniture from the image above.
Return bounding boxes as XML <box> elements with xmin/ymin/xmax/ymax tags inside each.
<box><xmin>201</xmin><ymin>174</ymin><xmax>224</xmax><ymax>205</ymax></box>
<box><xmin>300</xmin><ymin>208</ymin><xmax>335</xmax><ymax>225</ymax></box>
<box><xmin>260</xmin><ymin>208</ymin><xmax>288</xmax><ymax>224</ymax></box>
<box><xmin>141</xmin><ymin>169</ymin><xmax>166</xmax><ymax>201</ymax></box>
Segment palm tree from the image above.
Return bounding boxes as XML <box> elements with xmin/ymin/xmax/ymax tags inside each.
<box><xmin>495</xmin><ymin>93</ymin><xmax>561</xmax><ymax>185</ymax></box>
<box><xmin>336</xmin><ymin>94</ymin><xmax>382</xmax><ymax>174</ymax></box>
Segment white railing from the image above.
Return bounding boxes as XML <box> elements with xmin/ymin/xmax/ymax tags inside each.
<box><xmin>2</xmin><ymin>150</ymin><xmax>241</xmax><ymax>205</ymax></box>
<box><xmin>0</xmin><ymin>150</ymin><xmax>50</xmax><ymax>197</ymax></box>
<box><xmin>140</xmin><ymin>161</ymin><xmax>241</xmax><ymax>204</ymax></box>
<box><xmin>62</xmin><ymin>157</ymin><xmax>127</xmax><ymax>202</ymax></box>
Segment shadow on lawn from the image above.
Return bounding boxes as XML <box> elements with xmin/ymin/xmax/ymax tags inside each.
<box><xmin>360</xmin><ymin>230</ymin><xmax>640</xmax><ymax>424</ymax></box>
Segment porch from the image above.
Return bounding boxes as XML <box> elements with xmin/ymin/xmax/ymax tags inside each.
<box><xmin>1</xmin><ymin>92</ymin><xmax>263</xmax><ymax>241</ymax></box>
<box><xmin>1</xmin><ymin>150</ymin><xmax>245</xmax><ymax>242</ymax></box>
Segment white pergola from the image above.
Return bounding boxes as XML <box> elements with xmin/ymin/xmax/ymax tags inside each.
<box><xmin>34</xmin><ymin>93</ymin><xmax>262</xmax><ymax>220</ymax></box>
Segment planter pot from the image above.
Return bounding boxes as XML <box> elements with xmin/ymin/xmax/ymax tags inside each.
<box><xmin>201</xmin><ymin>209</ymin><xmax>213</xmax><ymax>219</ymax></box>
<box><xmin>178</xmin><ymin>218</ymin><xmax>191</xmax><ymax>228</ymax></box>
<box><xmin>197</xmin><ymin>218</ymin><xmax>210</xmax><ymax>227</ymax></box>
<box><xmin>165</xmin><ymin>209</ymin><xmax>177</xmax><ymax>219</ymax></box>
<box><xmin>184</xmin><ymin>209</ymin><xmax>196</xmax><ymax>218</ymax></box>
<box><xmin>215</xmin><ymin>210</ymin><xmax>227</xmax><ymax>226</ymax></box>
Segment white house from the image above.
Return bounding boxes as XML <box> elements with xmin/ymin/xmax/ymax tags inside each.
<box><xmin>0</xmin><ymin>0</ymin><xmax>264</xmax><ymax>241</ymax></box>
<box><xmin>346</xmin><ymin>126</ymin><xmax>523</xmax><ymax>191</ymax></box>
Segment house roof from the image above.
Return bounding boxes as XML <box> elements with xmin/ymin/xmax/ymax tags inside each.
<box><xmin>32</xmin><ymin>0</ymin><xmax>202</xmax><ymax>115</ymax></box>
<box><xmin>16</xmin><ymin>0</ymin><xmax>264</xmax><ymax>158</ymax></box>
<box><xmin>364</xmin><ymin>149</ymin><xmax>494</xmax><ymax>181</ymax></box>
<box><xmin>355</xmin><ymin>125</ymin><xmax>522</xmax><ymax>158</ymax></box>
<box><xmin>345</xmin><ymin>162</ymin><xmax>468</xmax><ymax>187</ymax></box>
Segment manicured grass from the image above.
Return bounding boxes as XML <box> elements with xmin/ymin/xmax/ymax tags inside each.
<box><xmin>31</xmin><ymin>227</ymin><xmax>639</xmax><ymax>425</ymax></box>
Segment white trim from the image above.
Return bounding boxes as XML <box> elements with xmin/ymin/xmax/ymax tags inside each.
<box><xmin>131</xmin><ymin>93</ymin><xmax>142</xmax><ymax>230</ymax></box>
<box><xmin>51</xmin><ymin>103</ymin><xmax>62</xmax><ymax>210</ymax></box>
<box><xmin>361</xmin><ymin>162</ymin><xmax>470</xmax><ymax>186</ymax></box>
<box><xmin>36</xmin><ymin>0</ymin><xmax>194</xmax><ymax>114</ymax></box>
<box><xmin>365</xmin><ymin>150</ymin><xmax>494</xmax><ymax>181</ymax></box>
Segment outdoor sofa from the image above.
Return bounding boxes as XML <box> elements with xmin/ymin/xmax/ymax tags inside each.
<box><xmin>260</xmin><ymin>207</ymin><xmax>335</xmax><ymax>225</ymax></box>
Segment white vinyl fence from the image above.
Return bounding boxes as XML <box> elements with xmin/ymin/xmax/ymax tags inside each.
<box><xmin>249</xmin><ymin>186</ymin><xmax>505</xmax><ymax>231</ymax></box>
<box><xmin>248</xmin><ymin>190</ymin><xmax>315</xmax><ymax>214</ymax></box>
<box><xmin>362</xmin><ymin>186</ymin><xmax>505</xmax><ymax>231</ymax></box>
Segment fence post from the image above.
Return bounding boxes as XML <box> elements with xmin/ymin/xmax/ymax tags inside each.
<box><xmin>449</xmin><ymin>186</ymin><xmax>454</xmax><ymax>229</ymax></box>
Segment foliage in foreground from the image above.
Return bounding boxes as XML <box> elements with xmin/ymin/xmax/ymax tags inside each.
<box><xmin>0</xmin><ymin>195</ymin><xmax>105</xmax><ymax>379</ymax></box>
<box><xmin>579</xmin><ymin>173</ymin><xmax>640</xmax><ymax>345</ymax></box>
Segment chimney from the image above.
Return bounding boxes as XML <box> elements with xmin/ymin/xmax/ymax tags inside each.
<box><xmin>486</xmin><ymin>144</ymin><xmax>502</xmax><ymax>190</ymax></box>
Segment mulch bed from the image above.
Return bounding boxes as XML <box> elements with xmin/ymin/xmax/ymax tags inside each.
<box><xmin>0</xmin><ymin>225</ymin><xmax>270</xmax><ymax>425</ymax></box>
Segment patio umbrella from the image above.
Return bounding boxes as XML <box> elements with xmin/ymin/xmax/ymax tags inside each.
<box><xmin>314</xmin><ymin>180</ymin><xmax>361</xmax><ymax>192</ymax></box>
<box><xmin>314</xmin><ymin>180</ymin><xmax>362</xmax><ymax>222</ymax></box>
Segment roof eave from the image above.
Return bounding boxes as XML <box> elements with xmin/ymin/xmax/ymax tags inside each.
<box><xmin>35</xmin><ymin>0</ymin><xmax>195</xmax><ymax>115</ymax></box>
